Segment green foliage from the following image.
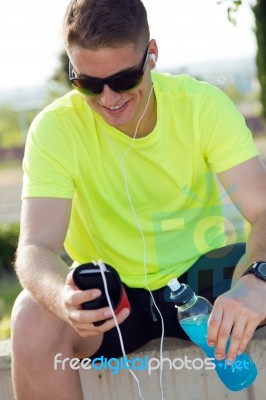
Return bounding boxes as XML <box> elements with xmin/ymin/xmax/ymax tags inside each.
<box><xmin>217</xmin><ymin>0</ymin><xmax>242</xmax><ymax>25</ymax></box>
<box><xmin>253</xmin><ymin>0</ymin><xmax>266</xmax><ymax>119</ymax></box>
<box><xmin>52</xmin><ymin>51</ymin><xmax>71</xmax><ymax>86</ymax></box>
<box><xmin>218</xmin><ymin>0</ymin><xmax>266</xmax><ymax>119</ymax></box>
<box><xmin>0</xmin><ymin>107</ymin><xmax>22</xmax><ymax>148</ymax></box>
<box><xmin>0</xmin><ymin>275</ymin><xmax>21</xmax><ymax>339</ymax></box>
<box><xmin>50</xmin><ymin>50</ymin><xmax>72</xmax><ymax>98</ymax></box>
<box><xmin>0</xmin><ymin>107</ymin><xmax>37</xmax><ymax>148</ymax></box>
<box><xmin>0</xmin><ymin>224</ymin><xmax>21</xmax><ymax>338</ymax></box>
<box><xmin>0</xmin><ymin>223</ymin><xmax>20</xmax><ymax>276</ymax></box>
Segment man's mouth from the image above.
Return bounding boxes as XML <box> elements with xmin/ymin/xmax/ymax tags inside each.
<box><xmin>102</xmin><ymin>100</ymin><xmax>129</xmax><ymax>113</ymax></box>
<box><xmin>108</xmin><ymin>103</ymin><xmax>125</xmax><ymax>110</ymax></box>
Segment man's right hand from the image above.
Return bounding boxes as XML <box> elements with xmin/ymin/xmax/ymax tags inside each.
<box><xmin>62</xmin><ymin>270</ymin><xmax>130</xmax><ymax>337</ymax></box>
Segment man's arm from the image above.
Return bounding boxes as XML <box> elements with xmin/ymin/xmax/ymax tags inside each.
<box><xmin>16</xmin><ymin>198</ymin><xmax>73</xmax><ymax>320</ymax></box>
<box><xmin>207</xmin><ymin>156</ymin><xmax>266</xmax><ymax>361</ymax></box>
<box><xmin>16</xmin><ymin>198</ymin><xmax>130</xmax><ymax>335</ymax></box>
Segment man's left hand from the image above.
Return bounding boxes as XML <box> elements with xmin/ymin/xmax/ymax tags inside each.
<box><xmin>207</xmin><ymin>274</ymin><xmax>266</xmax><ymax>361</ymax></box>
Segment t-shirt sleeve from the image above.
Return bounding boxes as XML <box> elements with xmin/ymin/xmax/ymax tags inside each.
<box><xmin>22</xmin><ymin>111</ymin><xmax>76</xmax><ymax>199</ymax></box>
<box><xmin>199</xmin><ymin>84</ymin><xmax>258</xmax><ymax>173</ymax></box>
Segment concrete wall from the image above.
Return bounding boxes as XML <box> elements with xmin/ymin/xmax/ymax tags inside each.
<box><xmin>1</xmin><ymin>327</ymin><xmax>265</xmax><ymax>400</ymax></box>
<box><xmin>0</xmin><ymin>340</ymin><xmax>13</xmax><ymax>400</ymax></box>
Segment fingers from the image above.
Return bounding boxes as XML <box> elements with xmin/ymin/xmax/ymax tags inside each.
<box><xmin>63</xmin><ymin>270</ymin><xmax>130</xmax><ymax>337</ymax></box>
<box><xmin>209</xmin><ymin>310</ymin><xmax>247</xmax><ymax>361</ymax></box>
<box><xmin>65</xmin><ymin>268</ymin><xmax>103</xmax><ymax>309</ymax></box>
<box><xmin>234</xmin><ymin>321</ymin><xmax>256</xmax><ymax>356</ymax></box>
<box><xmin>68</xmin><ymin>306</ymin><xmax>130</xmax><ymax>337</ymax></box>
<box><xmin>207</xmin><ymin>303</ymin><xmax>223</xmax><ymax>349</ymax></box>
<box><xmin>67</xmin><ymin>286</ymin><xmax>102</xmax><ymax>309</ymax></box>
<box><xmin>208</xmin><ymin>303</ymin><xmax>234</xmax><ymax>360</ymax></box>
<box><xmin>226</xmin><ymin>307</ymin><xmax>259</xmax><ymax>360</ymax></box>
<box><xmin>226</xmin><ymin>318</ymin><xmax>251</xmax><ymax>361</ymax></box>
<box><xmin>207</xmin><ymin>295</ymin><xmax>260</xmax><ymax>362</ymax></box>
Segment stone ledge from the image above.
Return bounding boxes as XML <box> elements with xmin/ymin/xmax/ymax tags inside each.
<box><xmin>0</xmin><ymin>339</ymin><xmax>14</xmax><ymax>400</ymax></box>
<box><xmin>1</xmin><ymin>327</ymin><xmax>266</xmax><ymax>400</ymax></box>
<box><xmin>0</xmin><ymin>340</ymin><xmax>12</xmax><ymax>369</ymax></box>
<box><xmin>79</xmin><ymin>331</ymin><xmax>266</xmax><ymax>400</ymax></box>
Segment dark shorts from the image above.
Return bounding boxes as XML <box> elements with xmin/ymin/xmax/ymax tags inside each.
<box><xmin>91</xmin><ymin>243</ymin><xmax>246</xmax><ymax>360</ymax></box>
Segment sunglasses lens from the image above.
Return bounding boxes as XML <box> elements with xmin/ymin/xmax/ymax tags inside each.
<box><xmin>72</xmin><ymin>79</ymin><xmax>103</xmax><ymax>96</ymax></box>
<box><xmin>71</xmin><ymin>68</ymin><xmax>144</xmax><ymax>95</ymax></box>
<box><xmin>109</xmin><ymin>71</ymin><xmax>144</xmax><ymax>92</ymax></box>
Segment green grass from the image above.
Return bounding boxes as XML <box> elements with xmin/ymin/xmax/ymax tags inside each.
<box><xmin>0</xmin><ymin>131</ymin><xmax>24</xmax><ymax>148</ymax></box>
<box><xmin>0</xmin><ymin>159</ymin><xmax>22</xmax><ymax>170</ymax></box>
<box><xmin>0</xmin><ymin>274</ymin><xmax>22</xmax><ymax>339</ymax></box>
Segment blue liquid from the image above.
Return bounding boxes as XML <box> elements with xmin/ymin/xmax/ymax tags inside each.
<box><xmin>180</xmin><ymin>315</ymin><xmax>257</xmax><ymax>391</ymax></box>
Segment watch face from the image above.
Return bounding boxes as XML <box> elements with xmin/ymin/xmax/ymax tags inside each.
<box><xmin>258</xmin><ymin>262</ymin><xmax>266</xmax><ymax>277</ymax></box>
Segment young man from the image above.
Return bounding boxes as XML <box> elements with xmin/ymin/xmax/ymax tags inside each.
<box><xmin>11</xmin><ymin>0</ymin><xmax>266</xmax><ymax>399</ymax></box>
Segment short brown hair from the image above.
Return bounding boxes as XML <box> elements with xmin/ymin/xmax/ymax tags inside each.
<box><xmin>63</xmin><ymin>0</ymin><xmax>150</xmax><ymax>53</ymax></box>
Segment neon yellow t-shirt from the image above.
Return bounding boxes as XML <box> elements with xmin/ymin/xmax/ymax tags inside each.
<box><xmin>22</xmin><ymin>73</ymin><xmax>258</xmax><ymax>289</ymax></box>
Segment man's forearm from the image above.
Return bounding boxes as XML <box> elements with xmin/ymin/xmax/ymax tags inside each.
<box><xmin>246</xmin><ymin>208</ymin><xmax>266</xmax><ymax>265</ymax></box>
<box><xmin>15</xmin><ymin>244</ymin><xmax>70</xmax><ymax>321</ymax></box>
<box><xmin>243</xmin><ymin>209</ymin><xmax>266</xmax><ymax>325</ymax></box>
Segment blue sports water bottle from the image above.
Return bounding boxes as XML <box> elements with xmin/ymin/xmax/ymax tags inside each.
<box><xmin>167</xmin><ymin>278</ymin><xmax>257</xmax><ymax>391</ymax></box>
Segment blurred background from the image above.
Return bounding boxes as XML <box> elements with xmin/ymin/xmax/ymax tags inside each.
<box><xmin>0</xmin><ymin>0</ymin><xmax>266</xmax><ymax>338</ymax></box>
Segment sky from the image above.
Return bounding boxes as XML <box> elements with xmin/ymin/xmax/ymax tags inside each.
<box><xmin>0</xmin><ymin>0</ymin><xmax>256</xmax><ymax>90</ymax></box>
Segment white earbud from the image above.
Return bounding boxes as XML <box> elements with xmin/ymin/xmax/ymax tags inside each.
<box><xmin>149</xmin><ymin>53</ymin><xmax>156</xmax><ymax>65</ymax></box>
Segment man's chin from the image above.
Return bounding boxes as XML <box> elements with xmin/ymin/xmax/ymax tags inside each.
<box><xmin>100</xmin><ymin>113</ymin><xmax>132</xmax><ymax>131</ymax></box>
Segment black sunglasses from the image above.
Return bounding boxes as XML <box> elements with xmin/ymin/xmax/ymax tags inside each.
<box><xmin>69</xmin><ymin>45</ymin><xmax>149</xmax><ymax>96</ymax></box>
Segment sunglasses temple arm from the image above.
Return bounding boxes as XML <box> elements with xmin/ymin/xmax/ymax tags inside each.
<box><xmin>68</xmin><ymin>60</ymin><xmax>74</xmax><ymax>80</ymax></box>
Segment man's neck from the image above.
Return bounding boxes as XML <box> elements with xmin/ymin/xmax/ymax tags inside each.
<box><xmin>118</xmin><ymin>91</ymin><xmax>157</xmax><ymax>138</ymax></box>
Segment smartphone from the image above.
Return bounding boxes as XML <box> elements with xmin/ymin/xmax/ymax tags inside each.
<box><xmin>73</xmin><ymin>262</ymin><xmax>130</xmax><ymax>325</ymax></box>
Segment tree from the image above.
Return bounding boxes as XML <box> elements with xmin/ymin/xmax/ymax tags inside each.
<box><xmin>52</xmin><ymin>51</ymin><xmax>71</xmax><ymax>88</ymax></box>
<box><xmin>49</xmin><ymin>51</ymin><xmax>72</xmax><ymax>100</ymax></box>
<box><xmin>252</xmin><ymin>0</ymin><xmax>266</xmax><ymax>118</ymax></box>
<box><xmin>219</xmin><ymin>0</ymin><xmax>266</xmax><ymax>119</ymax></box>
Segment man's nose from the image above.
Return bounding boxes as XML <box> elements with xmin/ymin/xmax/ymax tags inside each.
<box><xmin>100</xmin><ymin>84</ymin><xmax>121</xmax><ymax>107</ymax></box>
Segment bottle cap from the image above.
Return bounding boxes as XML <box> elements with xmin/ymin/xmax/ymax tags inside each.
<box><xmin>167</xmin><ymin>278</ymin><xmax>194</xmax><ymax>305</ymax></box>
<box><xmin>167</xmin><ymin>278</ymin><xmax>181</xmax><ymax>292</ymax></box>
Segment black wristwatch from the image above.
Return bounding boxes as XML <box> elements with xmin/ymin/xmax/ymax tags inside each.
<box><xmin>242</xmin><ymin>261</ymin><xmax>266</xmax><ymax>282</ymax></box>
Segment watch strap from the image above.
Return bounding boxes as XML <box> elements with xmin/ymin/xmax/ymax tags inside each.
<box><xmin>242</xmin><ymin>261</ymin><xmax>266</xmax><ymax>281</ymax></box>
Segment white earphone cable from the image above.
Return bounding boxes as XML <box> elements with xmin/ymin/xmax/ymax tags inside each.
<box><xmin>99</xmin><ymin>82</ymin><xmax>165</xmax><ymax>399</ymax></box>
<box><xmin>97</xmin><ymin>260</ymin><xmax>146</xmax><ymax>400</ymax></box>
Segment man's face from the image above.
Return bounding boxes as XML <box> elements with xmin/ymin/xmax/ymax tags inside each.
<box><xmin>70</xmin><ymin>42</ymin><xmax>157</xmax><ymax>136</ymax></box>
